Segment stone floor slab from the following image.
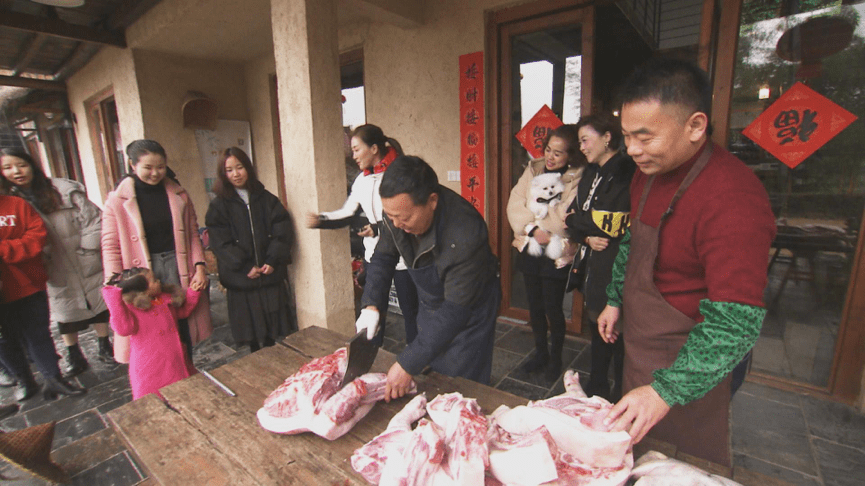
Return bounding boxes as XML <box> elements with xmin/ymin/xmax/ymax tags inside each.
<box><xmin>732</xmin><ymin>392</ymin><xmax>818</xmax><ymax>476</ymax></box>
<box><xmin>812</xmin><ymin>437</ymin><xmax>865</xmax><ymax>486</ymax></box>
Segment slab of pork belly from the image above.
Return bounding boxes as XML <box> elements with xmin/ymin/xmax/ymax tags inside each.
<box><xmin>257</xmin><ymin>348</ymin><xmax>402</xmax><ymax>440</ymax></box>
<box><xmin>351</xmin><ymin>394</ymin><xmax>429</xmax><ymax>484</ymax></box>
<box><xmin>426</xmin><ymin>392</ymin><xmax>489</xmax><ymax>486</ymax></box>
<box><xmin>630</xmin><ymin>451</ymin><xmax>742</xmax><ymax>486</ymax></box>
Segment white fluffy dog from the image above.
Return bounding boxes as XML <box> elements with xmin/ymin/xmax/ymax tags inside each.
<box><xmin>526</xmin><ymin>172</ymin><xmax>565</xmax><ymax>260</ymax></box>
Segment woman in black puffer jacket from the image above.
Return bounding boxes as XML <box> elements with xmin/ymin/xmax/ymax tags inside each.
<box><xmin>205</xmin><ymin>147</ymin><xmax>295</xmax><ymax>352</ymax></box>
<box><xmin>565</xmin><ymin>114</ymin><xmax>635</xmax><ymax>402</ymax></box>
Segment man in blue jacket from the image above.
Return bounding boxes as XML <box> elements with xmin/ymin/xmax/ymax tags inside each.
<box><xmin>357</xmin><ymin>156</ymin><xmax>500</xmax><ymax>401</ymax></box>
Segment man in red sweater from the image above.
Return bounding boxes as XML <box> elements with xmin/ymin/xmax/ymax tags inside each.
<box><xmin>597</xmin><ymin>59</ymin><xmax>776</xmax><ymax>466</ymax></box>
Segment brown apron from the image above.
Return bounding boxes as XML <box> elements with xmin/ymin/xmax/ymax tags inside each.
<box><xmin>621</xmin><ymin>145</ymin><xmax>732</xmax><ymax>467</ymax></box>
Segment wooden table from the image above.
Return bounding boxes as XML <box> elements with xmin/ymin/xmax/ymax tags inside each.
<box><xmin>106</xmin><ymin>326</ymin><xmax>527</xmax><ymax>485</ymax></box>
<box><xmin>107</xmin><ymin>326</ymin><xmax>790</xmax><ymax>486</ymax></box>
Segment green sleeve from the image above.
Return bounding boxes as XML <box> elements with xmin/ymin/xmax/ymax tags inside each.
<box><xmin>651</xmin><ymin>300</ymin><xmax>765</xmax><ymax>406</ymax></box>
<box><xmin>605</xmin><ymin>228</ymin><xmax>630</xmax><ymax>307</ymax></box>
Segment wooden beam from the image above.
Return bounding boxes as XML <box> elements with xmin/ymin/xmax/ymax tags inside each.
<box><xmin>12</xmin><ymin>33</ymin><xmax>48</xmax><ymax>76</ymax></box>
<box><xmin>0</xmin><ymin>74</ymin><xmax>65</xmax><ymax>91</ymax></box>
<box><xmin>53</xmin><ymin>41</ymin><xmax>91</xmax><ymax>80</ymax></box>
<box><xmin>710</xmin><ymin>0</ymin><xmax>743</xmax><ymax>147</ymax></box>
<box><xmin>107</xmin><ymin>0</ymin><xmax>164</xmax><ymax>31</ymax></box>
<box><xmin>698</xmin><ymin>0</ymin><xmax>716</xmax><ymax>73</ymax></box>
<box><xmin>0</xmin><ymin>11</ymin><xmax>126</xmax><ymax>47</ymax></box>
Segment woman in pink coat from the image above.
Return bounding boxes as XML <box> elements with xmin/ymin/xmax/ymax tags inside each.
<box><xmin>102</xmin><ymin>268</ymin><xmax>200</xmax><ymax>399</ymax></box>
<box><xmin>101</xmin><ymin>140</ymin><xmax>212</xmax><ymax>363</ymax></box>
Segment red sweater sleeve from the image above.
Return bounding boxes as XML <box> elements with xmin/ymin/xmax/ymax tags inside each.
<box><xmin>697</xmin><ymin>188</ymin><xmax>776</xmax><ymax>307</ymax></box>
<box><xmin>0</xmin><ymin>200</ymin><xmax>47</xmax><ymax>264</ymax></box>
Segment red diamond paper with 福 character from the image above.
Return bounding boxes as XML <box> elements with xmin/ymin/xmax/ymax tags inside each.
<box><xmin>515</xmin><ymin>105</ymin><xmax>564</xmax><ymax>159</ymax></box>
<box><xmin>742</xmin><ymin>82</ymin><xmax>857</xmax><ymax>169</ymax></box>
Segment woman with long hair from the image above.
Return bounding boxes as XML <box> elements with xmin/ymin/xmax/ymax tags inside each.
<box><xmin>0</xmin><ymin>148</ymin><xmax>114</xmax><ymax>377</ymax></box>
<box><xmin>0</xmin><ymin>151</ymin><xmax>86</xmax><ymax>401</ymax></box>
<box><xmin>101</xmin><ymin>139</ymin><xmax>212</xmax><ymax>364</ymax></box>
<box><xmin>566</xmin><ymin>114</ymin><xmax>635</xmax><ymax>401</ymax></box>
<box><xmin>507</xmin><ymin>124</ymin><xmax>585</xmax><ymax>382</ymax></box>
<box><xmin>205</xmin><ymin>147</ymin><xmax>295</xmax><ymax>352</ymax></box>
<box><xmin>306</xmin><ymin>124</ymin><xmax>419</xmax><ymax>346</ymax></box>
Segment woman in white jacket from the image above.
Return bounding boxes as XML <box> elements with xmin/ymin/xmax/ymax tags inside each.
<box><xmin>306</xmin><ymin>124</ymin><xmax>418</xmax><ymax>346</ymax></box>
<box><xmin>0</xmin><ymin>148</ymin><xmax>114</xmax><ymax>378</ymax></box>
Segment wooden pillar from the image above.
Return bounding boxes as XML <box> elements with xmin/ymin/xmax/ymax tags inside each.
<box><xmin>271</xmin><ymin>0</ymin><xmax>355</xmax><ymax>335</ymax></box>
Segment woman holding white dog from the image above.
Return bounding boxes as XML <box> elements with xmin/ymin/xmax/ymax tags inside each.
<box><xmin>507</xmin><ymin>124</ymin><xmax>584</xmax><ymax>382</ymax></box>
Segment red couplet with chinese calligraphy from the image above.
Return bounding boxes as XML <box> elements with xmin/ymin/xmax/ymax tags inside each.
<box><xmin>459</xmin><ymin>51</ymin><xmax>485</xmax><ymax>215</ymax></box>
<box><xmin>742</xmin><ymin>82</ymin><xmax>857</xmax><ymax>169</ymax></box>
<box><xmin>515</xmin><ymin>105</ymin><xmax>564</xmax><ymax>159</ymax></box>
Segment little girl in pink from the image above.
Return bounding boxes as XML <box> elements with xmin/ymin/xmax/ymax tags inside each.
<box><xmin>102</xmin><ymin>268</ymin><xmax>201</xmax><ymax>399</ymax></box>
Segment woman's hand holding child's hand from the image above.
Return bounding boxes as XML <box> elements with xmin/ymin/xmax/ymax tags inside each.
<box><xmin>190</xmin><ymin>266</ymin><xmax>208</xmax><ymax>291</ymax></box>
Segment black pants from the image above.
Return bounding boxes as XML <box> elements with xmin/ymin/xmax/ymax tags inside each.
<box><xmin>393</xmin><ymin>269</ymin><xmax>419</xmax><ymax>344</ymax></box>
<box><xmin>523</xmin><ymin>273</ymin><xmax>567</xmax><ymax>363</ymax></box>
<box><xmin>586</xmin><ymin>308</ymin><xmax>624</xmax><ymax>400</ymax></box>
<box><xmin>0</xmin><ymin>291</ymin><xmax>61</xmax><ymax>381</ymax></box>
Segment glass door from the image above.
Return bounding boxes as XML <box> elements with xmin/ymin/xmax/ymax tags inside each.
<box><xmin>726</xmin><ymin>0</ymin><xmax>865</xmax><ymax>390</ymax></box>
<box><xmin>497</xmin><ymin>8</ymin><xmax>594</xmax><ymax>332</ymax></box>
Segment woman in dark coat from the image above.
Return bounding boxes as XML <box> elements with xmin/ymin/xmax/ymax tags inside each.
<box><xmin>205</xmin><ymin>147</ymin><xmax>295</xmax><ymax>352</ymax></box>
<box><xmin>565</xmin><ymin>114</ymin><xmax>635</xmax><ymax>401</ymax></box>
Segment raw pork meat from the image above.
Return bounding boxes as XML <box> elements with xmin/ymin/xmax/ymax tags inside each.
<box><xmin>486</xmin><ymin>370</ymin><xmax>633</xmax><ymax>486</ymax></box>
<box><xmin>257</xmin><ymin>348</ymin><xmax>405</xmax><ymax>440</ymax></box>
<box><xmin>352</xmin><ymin>394</ymin><xmax>430</xmax><ymax>485</ymax></box>
<box><xmin>426</xmin><ymin>393</ymin><xmax>489</xmax><ymax>485</ymax></box>
<box><xmin>352</xmin><ymin>392</ymin><xmax>489</xmax><ymax>486</ymax></box>
<box><xmin>629</xmin><ymin>451</ymin><xmax>741</xmax><ymax>486</ymax></box>
<box><xmin>378</xmin><ymin>418</ymin><xmax>447</xmax><ymax>486</ymax></box>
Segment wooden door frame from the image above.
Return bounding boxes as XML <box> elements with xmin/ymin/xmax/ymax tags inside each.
<box><xmin>84</xmin><ymin>86</ymin><xmax>121</xmax><ymax>200</ymax></box>
<box><xmin>488</xmin><ymin>1</ymin><xmax>594</xmax><ymax>328</ymax></box>
<box><xmin>710</xmin><ymin>0</ymin><xmax>864</xmax><ymax>403</ymax></box>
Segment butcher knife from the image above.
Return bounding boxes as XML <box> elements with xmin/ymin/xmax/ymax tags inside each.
<box><xmin>340</xmin><ymin>330</ymin><xmax>378</xmax><ymax>388</ymax></box>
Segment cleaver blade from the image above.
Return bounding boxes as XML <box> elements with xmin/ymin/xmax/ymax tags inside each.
<box><xmin>340</xmin><ymin>330</ymin><xmax>379</xmax><ymax>388</ymax></box>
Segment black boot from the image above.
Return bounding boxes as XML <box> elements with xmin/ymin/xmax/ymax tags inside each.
<box><xmin>523</xmin><ymin>320</ymin><xmax>550</xmax><ymax>373</ymax></box>
<box><xmin>545</xmin><ymin>332</ymin><xmax>565</xmax><ymax>383</ymax></box>
<box><xmin>43</xmin><ymin>375</ymin><xmax>86</xmax><ymax>400</ymax></box>
<box><xmin>0</xmin><ymin>366</ymin><xmax>17</xmax><ymax>387</ymax></box>
<box><xmin>97</xmin><ymin>336</ymin><xmax>117</xmax><ymax>364</ymax></box>
<box><xmin>63</xmin><ymin>344</ymin><xmax>89</xmax><ymax>377</ymax></box>
<box><xmin>545</xmin><ymin>357</ymin><xmax>563</xmax><ymax>383</ymax></box>
<box><xmin>522</xmin><ymin>348</ymin><xmax>549</xmax><ymax>373</ymax></box>
<box><xmin>14</xmin><ymin>374</ymin><xmax>39</xmax><ymax>402</ymax></box>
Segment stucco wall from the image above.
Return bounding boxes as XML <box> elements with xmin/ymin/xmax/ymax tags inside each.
<box><xmin>337</xmin><ymin>0</ymin><xmax>514</xmax><ymax>200</ymax></box>
<box><xmin>244</xmin><ymin>54</ymin><xmax>280</xmax><ymax>198</ymax></box>
<box><xmin>66</xmin><ymin>47</ymin><xmax>143</xmax><ymax>205</ymax></box>
<box><xmin>133</xmin><ymin>50</ymin><xmax>249</xmax><ymax>226</ymax></box>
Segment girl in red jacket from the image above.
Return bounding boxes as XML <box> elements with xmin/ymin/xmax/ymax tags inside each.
<box><xmin>0</xmin><ymin>194</ymin><xmax>86</xmax><ymax>401</ymax></box>
<box><xmin>102</xmin><ymin>268</ymin><xmax>201</xmax><ymax>400</ymax></box>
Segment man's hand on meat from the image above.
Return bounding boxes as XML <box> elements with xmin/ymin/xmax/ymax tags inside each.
<box><xmin>356</xmin><ymin>307</ymin><xmax>380</xmax><ymax>340</ymax></box>
<box><xmin>604</xmin><ymin>384</ymin><xmax>670</xmax><ymax>444</ymax></box>
<box><xmin>597</xmin><ymin>305</ymin><xmax>621</xmax><ymax>343</ymax></box>
<box><xmin>384</xmin><ymin>362</ymin><xmax>414</xmax><ymax>402</ymax></box>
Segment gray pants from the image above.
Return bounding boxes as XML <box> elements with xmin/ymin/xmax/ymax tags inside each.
<box><xmin>150</xmin><ymin>251</ymin><xmax>181</xmax><ymax>287</ymax></box>
<box><xmin>149</xmin><ymin>251</ymin><xmax>193</xmax><ymax>360</ymax></box>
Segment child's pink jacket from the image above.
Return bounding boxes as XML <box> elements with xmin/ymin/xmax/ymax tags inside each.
<box><xmin>102</xmin><ymin>286</ymin><xmax>201</xmax><ymax>400</ymax></box>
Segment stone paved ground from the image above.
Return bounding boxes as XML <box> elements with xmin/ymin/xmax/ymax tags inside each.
<box><xmin>0</xmin><ymin>279</ymin><xmax>862</xmax><ymax>485</ymax></box>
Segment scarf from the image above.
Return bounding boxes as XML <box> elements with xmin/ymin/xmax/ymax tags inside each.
<box><xmin>363</xmin><ymin>146</ymin><xmax>399</xmax><ymax>176</ymax></box>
